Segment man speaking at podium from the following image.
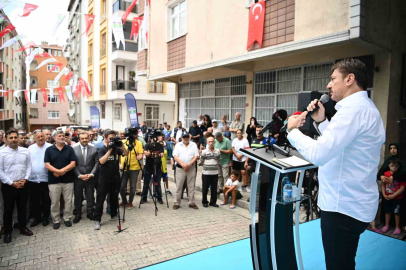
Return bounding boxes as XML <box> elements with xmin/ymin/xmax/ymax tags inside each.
<box><xmin>286</xmin><ymin>59</ymin><xmax>385</xmax><ymax>270</ymax></box>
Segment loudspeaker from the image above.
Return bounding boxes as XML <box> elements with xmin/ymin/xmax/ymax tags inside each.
<box><xmin>399</xmin><ymin>119</ymin><xmax>406</xmax><ymax>162</ymax></box>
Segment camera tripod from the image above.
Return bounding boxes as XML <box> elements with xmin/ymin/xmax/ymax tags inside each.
<box><xmin>114</xmin><ymin>147</ymin><xmax>128</xmax><ymax>234</ymax></box>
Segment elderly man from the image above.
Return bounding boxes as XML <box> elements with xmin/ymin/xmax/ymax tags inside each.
<box><xmin>27</xmin><ymin>131</ymin><xmax>52</xmax><ymax>227</ymax></box>
<box><xmin>43</xmin><ymin>129</ymin><xmax>52</xmax><ymax>143</ymax></box>
<box><xmin>229</xmin><ymin>112</ymin><xmax>244</xmax><ymax>140</ymax></box>
<box><xmin>172</xmin><ymin>132</ymin><xmax>199</xmax><ymax>210</ymax></box>
<box><xmin>214</xmin><ymin>132</ymin><xmax>232</xmax><ymax>194</ymax></box>
<box><xmin>0</xmin><ymin>130</ymin><xmax>33</xmax><ymax>243</ymax></box>
<box><xmin>212</xmin><ymin>119</ymin><xmax>222</xmax><ymax>135</ymax></box>
<box><xmin>45</xmin><ymin>130</ymin><xmax>77</xmax><ymax>230</ymax></box>
<box><xmin>72</xmin><ymin>132</ymin><xmax>99</xmax><ymax>223</ymax></box>
<box><xmin>219</xmin><ymin>115</ymin><xmax>229</xmax><ymax>133</ymax></box>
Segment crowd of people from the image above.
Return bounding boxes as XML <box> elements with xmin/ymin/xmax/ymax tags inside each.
<box><xmin>0</xmin><ymin>108</ymin><xmax>404</xmax><ymax>244</ymax></box>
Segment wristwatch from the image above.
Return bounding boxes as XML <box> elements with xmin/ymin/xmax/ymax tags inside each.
<box><xmin>286</xmin><ymin>127</ymin><xmax>296</xmax><ymax>134</ymax></box>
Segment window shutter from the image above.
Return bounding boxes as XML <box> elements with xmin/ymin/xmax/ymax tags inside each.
<box><xmin>163</xmin><ymin>82</ymin><xmax>167</xmax><ymax>94</ymax></box>
<box><xmin>147</xmin><ymin>81</ymin><xmax>150</xmax><ymax>93</ymax></box>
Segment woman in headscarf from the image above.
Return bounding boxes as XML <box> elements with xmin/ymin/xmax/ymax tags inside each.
<box><xmin>246</xmin><ymin>117</ymin><xmax>259</xmax><ymax>144</ymax></box>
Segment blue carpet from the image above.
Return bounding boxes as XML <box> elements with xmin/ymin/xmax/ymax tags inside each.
<box><xmin>142</xmin><ymin>219</ymin><xmax>406</xmax><ymax>270</ymax></box>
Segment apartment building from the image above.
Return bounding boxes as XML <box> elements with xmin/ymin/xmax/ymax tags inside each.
<box><xmin>147</xmin><ymin>0</ymin><xmax>406</xmax><ymax>154</ymax></box>
<box><xmin>0</xmin><ymin>12</ymin><xmax>27</xmax><ymax>130</ymax></box>
<box><xmin>66</xmin><ymin>0</ymin><xmax>175</xmax><ymax>131</ymax></box>
<box><xmin>28</xmin><ymin>43</ymin><xmax>73</xmax><ymax>131</ymax></box>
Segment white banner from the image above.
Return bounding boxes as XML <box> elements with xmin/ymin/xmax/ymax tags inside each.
<box><xmin>25</xmin><ymin>48</ymin><xmax>44</xmax><ymax>65</ymax></box>
<box><xmin>51</xmin><ymin>13</ymin><xmax>66</xmax><ymax>36</ymax></box>
<box><xmin>13</xmin><ymin>89</ymin><xmax>24</xmax><ymax>98</ymax></box>
<box><xmin>49</xmin><ymin>88</ymin><xmax>54</xmax><ymax>99</ymax></box>
<box><xmin>72</xmin><ymin>74</ymin><xmax>78</xmax><ymax>92</ymax></box>
<box><xmin>111</xmin><ymin>16</ymin><xmax>125</xmax><ymax>50</ymax></box>
<box><xmin>30</xmin><ymin>89</ymin><xmax>37</xmax><ymax>104</ymax></box>
<box><xmin>0</xmin><ymin>34</ymin><xmax>25</xmax><ymax>50</ymax></box>
<box><xmin>142</xmin><ymin>0</ymin><xmax>149</xmax><ymax>45</ymax></box>
<box><xmin>54</xmin><ymin>67</ymin><xmax>69</xmax><ymax>84</ymax></box>
<box><xmin>36</xmin><ymin>57</ymin><xmax>57</xmax><ymax>70</ymax></box>
<box><xmin>65</xmin><ymin>86</ymin><xmax>73</xmax><ymax>101</ymax></box>
<box><xmin>0</xmin><ymin>0</ymin><xmax>11</xmax><ymax>11</ymax></box>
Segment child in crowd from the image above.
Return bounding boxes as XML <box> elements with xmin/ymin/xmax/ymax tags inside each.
<box><xmin>221</xmin><ymin>170</ymin><xmax>243</xmax><ymax>209</ymax></box>
<box><xmin>381</xmin><ymin>159</ymin><xmax>406</xmax><ymax>235</ymax></box>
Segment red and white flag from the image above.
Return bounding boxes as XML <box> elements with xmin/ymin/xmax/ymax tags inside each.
<box><xmin>57</xmin><ymin>87</ymin><xmax>65</xmax><ymax>102</ymax></box>
<box><xmin>24</xmin><ymin>90</ymin><xmax>30</xmax><ymax>103</ymax></box>
<box><xmin>247</xmin><ymin>1</ymin><xmax>266</xmax><ymax>50</ymax></box>
<box><xmin>20</xmin><ymin>3</ymin><xmax>39</xmax><ymax>17</ymax></box>
<box><xmin>122</xmin><ymin>0</ymin><xmax>137</xmax><ymax>24</ymax></box>
<box><xmin>64</xmin><ymin>71</ymin><xmax>73</xmax><ymax>82</ymax></box>
<box><xmin>130</xmin><ymin>17</ymin><xmax>142</xmax><ymax>40</ymax></box>
<box><xmin>48</xmin><ymin>62</ymin><xmax>63</xmax><ymax>73</ymax></box>
<box><xmin>0</xmin><ymin>23</ymin><xmax>15</xmax><ymax>39</ymax></box>
<box><xmin>40</xmin><ymin>88</ymin><xmax>47</xmax><ymax>107</ymax></box>
<box><xmin>81</xmin><ymin>14</ymin><xmax>95</xmax><ymax>36</ymax></box>
<box><xmin>34</xmin><ymin>52</ymin><xmax>52</xmax><ymax>58</ymax></box>
<box><xmin>142</xmin><ymin>0</ymin><xmax>149</xmax><ymax>44</ymax></box>
<box><xmin>13</xmin><ymin>41</ymin><xmax>36</xmax><ymax>54</ymax></box>
<box><xmin>36</xmin><ymin>57</ymin><xmax>57</xmax><ymax>70</ymax></box>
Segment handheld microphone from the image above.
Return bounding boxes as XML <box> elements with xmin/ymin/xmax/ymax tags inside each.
<box><xmin>305</xmin><ymin>94</ymin><xmax>330</xmax><ymax>118</ymax></box>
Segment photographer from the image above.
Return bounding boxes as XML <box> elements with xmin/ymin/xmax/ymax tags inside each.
<box><xmin>141</xmin><ymin>130</ymin><xmax>164</xmax><ymax>205</ymax></box>
<box><xmin>93</xmin><ymin>130</ymin><xmax>128</xmax><ymax>230</ymax></box>
<box><xmin>120</xmin><ymin>128</ymin><xmax>143</xmax><ymax>210</ymax></box>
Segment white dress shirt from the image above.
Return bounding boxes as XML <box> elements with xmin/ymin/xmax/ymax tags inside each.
<box><xmin>0</xmin><ymin>146</ymin><xmax>32</xmax><ymax>185</ymax></box>
<box><xmin>28</xmin><ymin>142</ymin><xmax>52</xmax><ymax>183</ymax></box>
<box><xmin>173</xmin><ymin>141</ymin><xmax>199</xmax><ymax>164</ymax></box>
<box><xmin>81</xmin><ymin>145</ymin><xmax>87</xmax><ymax>164</ymax></box>
<box><xmin>288</xmin><ymin>91</ymin><xmax>385</xmax><ymax>222</ymax></box>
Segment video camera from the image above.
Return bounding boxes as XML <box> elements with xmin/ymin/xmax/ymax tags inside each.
<box><xmin>108</xmin><ymin>137</ymin><xmax>123</xmax><ymax>149</ymax></box>
<box><xmin>149</xmin><ymin>129</ymin><xmax>163</xmax><ymax>142</ymax></box>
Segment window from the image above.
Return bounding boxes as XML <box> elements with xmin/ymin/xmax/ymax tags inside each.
<box><xmin>149</xmin><ymin>81</ymin><xmax>163</xmax><ymax>93</ymax></box>
<box><xmin>54</xmin><ymin>50</ymin><xmax>58</xmax><ymax>56</ymax></box>
<box><xmin>58</xmin><ymin>50</ymin><xmax>62</xmax><ymax>57</ymax></box>
<box><xmin>49</xmin><ymin>49</ymin><xmax>52</xmax><ymax>55</ymax></box>
<box><xmin>47</xmin><ymin>64</ymin><xmax>60</xmax><ymax>72</ymax></box>
<box><xmin>0</xmin><ymin>96</ymin><xmax>4</xmax><ymax>109</ymax></box>
<box><xmin>101</xmin><ymin>103</ymin><xmax>106</xmax><ymax>119</ymax></box>
<box><xmin>116</xmin><ymin>65</ymin><xmax>125</xmax><ymax>81</ymax></box>
<box><xmin>100</xmin><ymin>68</ymin><xmax>106</xmax><ymax>94</ymax></box>
<box><xmin>145</xmin><ymin>104</ymin><xmax>159</xmax><ymax>128</ymax></box>
<box><xmin>47</xmin><ymin>95</ymin><xmax>59</xmax><ymax>103</ymax></box>
<box><xmin>169</xmin><ymin>0</ymin><xmax>187</xmax><ymax>40</ymax></box>
<box><xmin>101</xmin><ymin>33</ymin><xmax>107</xmax><ymax>58</ymax></box>
<box><xmin>48</xmin><ymin>111</ymin><xmax>60</xmax><ymax>119</ymax></box>
<box><xmin>114</xmin><ymin>104</ymin><xmax>122</xmax><ymax>121</ymax></box>
<box><xmin>88</xmin><ymin>73</ymin><xmax>93</xmax><ymax>95</ymax></box>
<box><xmin>47</xmin><ymin>80</ymin><xmax>60</xmax><ymax>87</ymax></box>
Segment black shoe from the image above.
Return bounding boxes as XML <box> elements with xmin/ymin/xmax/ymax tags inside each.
<box><xmin>209</xmin><ymin>203</ymin><xmax>219</xmax><ymax>208</ymax></box>
<box><xmin>20</xmin><ymin>227</ymin><xmax>33</xmax><ymax>236</ymax></box>
<box><xmin>64</xmin><ymin>221</ymin><xmax>72</xmax><ymax>227</ymax></box>
<box><xmin>42</xmin><ymin>219</ymin><xmax>49</xmax><ymax>226</ymax></box>
<box><xmin>30</xmin><ymin>219</ymin><xmax>41</xmax><ymax>227</ymax></box>
<box><xmin>53</xmin><ymin>223</ymin><xmax>60</xmax><ymax>230</ymax></box>
<box><xmin>158</xmin><ymin>199</ymin><xmax>164</xmax><ymax>204</ymax></box>
<box><xmin>73</xmin><ymin>215</ymin><xmax>81</xmax><ymax>224</ymax></box>
<box><xmin>3</xmin><ymin>233</ymin><xmax>11</xmax><ymax>243</ymax></box>
<box><xmin>203</xmin><ymin>203</ymin><xmax>209</xmax><ymax>208</ymax></box>
<box><xmin>87</xmin><ymin>213</ymin><xmax>94</xmax><ymax>221</ymax></box>
<box><xmin>140</xmin><ymin>198</ymin><xmax>147</xmax><ymax>204</ymax></box>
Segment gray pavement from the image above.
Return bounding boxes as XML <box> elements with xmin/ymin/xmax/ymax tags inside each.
<box><xmin>0</xmin><ymin>180</ymin><xmax>251</xmax><ymax>270</ymax></box>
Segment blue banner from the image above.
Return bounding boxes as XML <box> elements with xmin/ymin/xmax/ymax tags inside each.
<box><xmin>90</xmin><ymin>106</ymin><xmax>100</xmax><ymax>129</ymax></box>
<box><xmin>124</xmin><ymin>93</ymin><xmax>139</xmax><ymax>127</ymax></box>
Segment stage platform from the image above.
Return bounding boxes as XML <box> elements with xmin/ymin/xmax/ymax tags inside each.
<box><xmin>141</xmin><ymin>219</ymin><xmax>406</xmax><ymax>270</ymax></box>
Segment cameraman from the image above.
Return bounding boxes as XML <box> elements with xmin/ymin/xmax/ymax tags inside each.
<box><xmin>93</xmin><ymin>130</ymin><xmax>128</xmax><ymax>230</ymax></box>
<box><xmin>141</xmin><ymin>130</ymin><xmax>164</xmax><ymax>205</ymax></box>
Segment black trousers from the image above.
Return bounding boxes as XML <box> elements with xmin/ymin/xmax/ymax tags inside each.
<box><xmin>202</xmin><ymin>174</ymin><xmax>218</xmax><ymax>205</ymax></box>
<box><xmin>142</xmin><ymin>170</ymin><xmax>162</xmax><ymax>199</ymax></box>
<box><xmin>94</xmin><ymin>179</ymin><xmax>118</xmax><ymax>222</ymax></box>
<box><xmin>321</xmin><ymin>210</ymin><xmax>369</xmax><ymax>270</ymax></box>
<box><xmin>2</xmin><ymin>184</ymin><xmax>29</xmax><ymax>233</ymax></box>
<box><xmin>74</xmin><ymin>177</ymin><xmax>96</xmax><ymax>216</ymax></box>
<box><xmin>26</xmin><ymin>181</ymin><xmax>50</xmax><ymax>222</ymax></box>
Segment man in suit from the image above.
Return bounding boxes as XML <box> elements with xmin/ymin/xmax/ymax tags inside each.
<box><xmin>72</xmin><ymin>132</ymin><xmax>99</xmax><ymax>223</ymax></box>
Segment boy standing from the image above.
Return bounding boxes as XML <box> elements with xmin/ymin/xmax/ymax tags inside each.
<box><xmin>200</xmin><ymin>136</ymin><xmax>221</xmax><ymax>207</ymax></box>
<box><xmin>221</xmin><ymin>171</ymin><xmax>243</xmax><ymax>209</ymax></box>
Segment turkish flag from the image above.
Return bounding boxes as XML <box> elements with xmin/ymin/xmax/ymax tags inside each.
<box><xmin>13</xmin><ymin>41</ymin><xmax>36</xmax><ymax>54</ymax></box>
<box><xmin>0</xmin><ymin>23</ymin><xmax>15</xmax><ymax>39</ymax></box>
<box><xmin>247</xmin><ymin>1</ymin><xmax>266</xmax><ymax>50</ymax></box>
<box><xmin>57</xmin><ymin>87</ymin><xmax>65</xmax><ymax>102</ymax></box>
<box><xmin>81</xmin><ymin>14</ymin><xmax>95</xmax><ymax>36</ymax></box>
<box><xmin>20</xmin><ymin>3</ymin><xmax>39</xmax><ymax>17</ymax></box>
<box><xmin>40</xmin><ymin>88</ymin><xmax>47</xmax><ymax>107</ymax></box>
<box><xmin>35</xmin><ymin>52</ymin><xmax>51</xmax><ymax>58</ymax></box>
<box><xmin>64</xmin><ymin>71</ymin><xmax>73</xmax><ymax>82</ymax></box>
<box><xmin>48</xmin><ymin>62</ymin><xmax>63</xmax><ymax>73</ymax></box>
<box><xmin>24</xmin><ymin>90</ymin><xmax>30</xmax><ymax>103</ymax></box>
<box><xmin>130</xmin><ymin>17</ymin><xmax>143</xmax><ymax>40</ymax></box>
<box><xmin>122</xmin><ymin>0</ymin><xmax>137</xmax><ymax>24</ymax></box>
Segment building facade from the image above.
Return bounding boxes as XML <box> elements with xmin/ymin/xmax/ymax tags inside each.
<box><xmin>147</xmin><ymin>0</ymin><xmax>406</xmax><ymax>157</ymax></box>
<box><xmin>66</xmin><ymin>0</ymin><xmax>175</xmax><ymax>132</ymax></box>
<box><xmin>28</xmin><ymin>43</ymin><xmax>73</xmax><ymax>131</ymax></box>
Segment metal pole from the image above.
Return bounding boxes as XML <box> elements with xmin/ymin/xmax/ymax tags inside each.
<box><xmin>25</xmin><ymin>62</ymin><xmax>30</xmax><ymax>131</ymax></box>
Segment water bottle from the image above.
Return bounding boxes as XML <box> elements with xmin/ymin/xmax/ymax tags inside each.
<box><xmin>283</xmin><ymin>178</ymin><xmax>293</xmax><ymax>202</ymax></box>
<box><xmin>291</xmin><ymin>183</ymin><xmax>297</xmax><ymax>200</ymax></box>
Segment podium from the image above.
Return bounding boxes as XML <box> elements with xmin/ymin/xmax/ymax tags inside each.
<box><xmin>239</xmin><ymin>146</ymin><xmax>317</xmax><ymax>270</ymax></box>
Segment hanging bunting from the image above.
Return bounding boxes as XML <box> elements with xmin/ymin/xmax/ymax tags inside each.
<box><xmin>81</xmin><ymin>14</ymin><xmax>95</xmax><ymax>36</ymax></box>
<box><xmin>112</xmin><ymin>16</ymin><xmax>125</xmax><ymax>50</ymax></box>
<box><xmin>40</xmin><ymin>88</ymin><xmax>47</xmax><ymax>107</ymax></box>
<box><xmin>13</xmin><ymin>41</ymin><xmax>36</xmax><ymax>54</ymax></box>
<box><xmin>49</xmin><ymin>88</ymin><xmax>54</xmax><ymax>99</ymax></box>
<box><xmin>0</xmin><ymin>34</ymin><xmax>25</xmax><ymax>50</ymax></box>
<box><xmin>85</xmin><ymin>80</ymin><xmax>92</xmax><ymax>95</ymax></box>
<box><xmin>30</xmin><ymin>89</ymin><xmax>37</xmax><ymax>104</ymax></box>
<box><xmin>25</xmin><ymin>48</ymin><xmax>43</xmax><ymax>65</ymax></box>
<box><xmin>24</xmin><ymin>90</ymin><xmax>30</xmax><ymax>103</ymax></box>
<box><xmin>142</xmin><ymin>0</ymin><xmax>149</xmax><ymax>44</ymax></box>
<box><xmin>65</xmin><ymin>86</ymin><xmax>73</xmax><ymax>101</ymax></box>
<box><xmin>64</xmin><ymin>70</ymin><xmax>73</xmax><ymax>82</ymax></box>
<box><xmin>0</xmin><ymin>0</ymin><xmax>11</xmax><ymax>11</ymax></box>
<box><xmin>34</xmin><ymin>52</ymin><xmax>51</xmax><ymax>58</ymax></box>
<box><xmin>48</xmin><ymin>62</ymin><xmax>63</xmax><ymax>73</ymax></box>
<box><xmin>14</xmin><ymin>89</ymin><xmax>24</xmax><ymax>98</ymax></box>
<box><xmin>0</xmin><ymin>14</ymin><xmax>4</xmax><ymax>24</ymax></box>
<box><xmin>0</xmin><ymin>23</ymin><xmax>15</xmax><ymax>39</ymax></box>
<box><xmin>57</xmin><ymin>87</ymin><xmax>65</xmax><ymax>102</ymax></box>
<box><xmin>122</xmin><ymin>0</ymin><xmax>138</xmax><ymax>24</ymax></box>
<box><xmin>20</xmin><ymin>3</ymin><xmax>39</xmax><ymax>17</ymax></box>
<box><xmin>51</xmin><ymin>13</ymin><xmax>66</xmax><ymax>36</ymax></box>
<box><xmin>36</xmin><ymin>57</ymin><xmax>57</xmax><ymax>70</ymax></box>
<box><xmin>130</xmin><ymin>17</ymin><xmax>142</xmax><ymax>40</ymax></box>
<box><xmin>54</xmin><ymin>67</ymin><xmax>69</xmax><ymax>84</ymax></box>
<box><xmin>4</xmin><ymin>89</ymin><xmax>10</xmax><ymax>97</ymax></box>
<box><xmin>80</xmin><ymin>78</ymin><xmax>91</xmax><ymax>96</ymax></box>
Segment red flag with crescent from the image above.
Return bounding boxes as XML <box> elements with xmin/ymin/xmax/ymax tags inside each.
<box><xmin>64</xmin><ymin>71</ymin><xmax>73</xmax><ymax>82</ymax></box>
<box><xmin>34</xmin><ymin>52</ymin><xmax>51</xmax><ymax>58</ymax></box>
<box><xmin>48</xmin><ymin>62</ymin><xmax>63</xmax><ymax>73</ymax></box>
<box><xmin>81</xmin><ymin>14</ymin><xmax>95</xmax><ymax>36</ymax></box>
<box><xmin>40</xmin><ymin>88</ymin><xmax>47</xmax><ymax>107</ymax></box>
<box><xmin>130</xmin><ymin>17</ymin><xmax>142</xmax><ymax>40</ymax></box>
<box><xmin>4</xmin><ymin>90</ymin><xmax>10</xmax><ymax>97</ymax></box>
<box><xmin>0</xmin><ymin>23</ymin><xmax>15</xmax><ymax>39</ymax></box>
<box><xmin>78</xmin><ymin>78</ymin><xmax>91</xmax><ymax>97</ymax></box>
<box><xmin>122</xmin><ymin>0</ymin><xmax>138</xmax><ymax>24</ymax></box>
<box><xmin>20</xmin><ymin>3</ymin><xmax>39</xmax><ymax>17</ymax></box>
<box><xmin>24</xmin><ymin>90</ymin><xmax>30</xmax><ymax>103</ymax></box>
<box><xmin>57</xmin><ymin>87</ymin><xmax>65</xmax><ymax>102</ymax></box>
<box><xmin>247</xmin><ymin>1</ymin><xmax>266</xmax><ymax>50</ymax></box>
<box><xmin>13</xmin><ymin>41</ymin><xmax>36</xmax><ymax>54</ymax></box>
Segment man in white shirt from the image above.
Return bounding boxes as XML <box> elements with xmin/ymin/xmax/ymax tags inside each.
<box><xmin>172</xmin><ymin>132</ymin><xmax>199</xmax><ymax>210</ymax></box>
<box><xmin>212</xmin><ymin>120</ymin><xmax>222</xmax><ymax>135</ymax></box>
<box><xmin>27</xmin><ymin>131</ymin><xmax>52</xmax><ymax>227</ymax></box>
<box><xmin>0</xmin><ymin>130</ymin><xmax>33</xmax><ymax>243</ymax></box>
<box><xmin>287</xmin><ymin>59</ymin><xmax>385</xmax><ymax>270</ymax></box>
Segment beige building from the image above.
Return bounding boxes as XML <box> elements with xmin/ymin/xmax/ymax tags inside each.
<box><xmin>145</xmin><ymin>0</ymin><xmax>406</xmax><ymax>156</ymax></box>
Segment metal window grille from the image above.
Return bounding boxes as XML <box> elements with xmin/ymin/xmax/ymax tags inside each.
<box><xmin>145</xmin><ymin>104</ymin><xmax>159</xmax><ymax>128</ymax></box>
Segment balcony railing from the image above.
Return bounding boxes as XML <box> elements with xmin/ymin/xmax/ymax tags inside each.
<box><xmin>112</xmin><ymin>40</ymin><xmax>138</xmax><ymax>53</ymax></box>
<box><xmin>100</xmin><ymin>48</ymin><xmax>106</xmax><ymax>58</ymax></box>
<box><xmin>112</xmin><ymin>80</ymin><xmax>137</xmax><ymax>91</ymax></box>
<box><xmin>88</xmin><ymin>56</ymin><xmax>92</xmax><ymax>65</ymax></box>
<box><xmin>100</xmin><ymin>85</ymin><xmax>106</xmax><ymax>94</ymax></box>
<box><xmin>100</xmin><ymin>14</ymin><xmax>106</xmax><ymax>23</ymax></box>
<box><xmin>113</xmin><ymin>0</ymin><xmax>137</xmax><ymax>15</ymax></box>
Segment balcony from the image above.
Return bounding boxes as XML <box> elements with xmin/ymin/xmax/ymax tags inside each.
<box><xmin>112</xmin><ymin>80</ymin><xmax>137</xmax><ymax>91</ymax></box>
<box><xmin>100</xmin><ymin>85</ymin><xmax>106</xmax><ymax>94</ymax></box>
<box><xmin>88</xmin><ymin>55</ymin><xmax>93</xmax><ymax>65</ymax></box>
<box><xmin>112</xmin><ymin>41</ymin><xmax>138</xmax><ymax>62</ymax></box>
<box><xmin>113</xmin><ymin>0</ymin><xmax>137</xmax><ymax>14</ymax></box>
<box><xmin>100</xmin><ymin>47</ymin><xmax>106</xmax><ymax>58</ymax></box>
<box><xmin>100</xmin><ymin>14</ymin><xmax>107</xmax><ymax>24</ymax></box>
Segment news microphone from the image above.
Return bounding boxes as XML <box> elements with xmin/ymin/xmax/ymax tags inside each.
<box><xmin>258</xmin><ymin>121</ymin><xmax>273</xmax><ymax>136</ymax></box>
